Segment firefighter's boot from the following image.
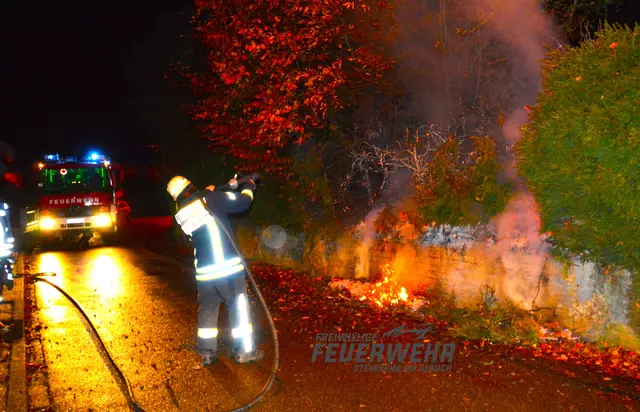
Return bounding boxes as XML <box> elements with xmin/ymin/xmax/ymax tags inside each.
<box><xmin>235</xmin><ymin>349</ymin><xmax>264</xmax><ymax>364</ymax></box>
<box><xmin>201</xmin><ymin>351</ymin><xmax>219</xmax><ymax>366</ymax></box>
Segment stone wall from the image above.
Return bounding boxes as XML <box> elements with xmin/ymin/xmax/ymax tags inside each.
<box><xmin>255</xmin><ymin>225</ymin><xmax>306</xmax><ymax>262</ymax></box>
<box><xmin>238</xmin><ymin>221</ymin><xmax>638</xmax><ymax>344</ymax></box>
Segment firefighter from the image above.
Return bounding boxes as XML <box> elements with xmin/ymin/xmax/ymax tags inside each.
<box><xmin>167</xmin><ymin>175</ymin><xmax>264</xmax><ymax>366</ymax></box>
<box><xmin>0</xmin><ymin>200</ymin><xmax>15</xmax><ymax>293</ymax></box>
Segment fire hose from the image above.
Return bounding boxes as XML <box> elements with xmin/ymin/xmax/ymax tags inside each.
<box><xmin>15</xmin><ymin>272</ymin><xmax>147</xmax><ymax>411</ymax></box>
<box><xmin>16</xmin><ymin>172</ymin><xmax>280</xmax><ymax>412</ymax></box>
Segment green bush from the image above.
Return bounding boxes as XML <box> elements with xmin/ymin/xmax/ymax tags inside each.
<box><xmin>235</xmin><ymin>224</ymin><xmax>259</xmax><ymax>258</ymax></box>
<box><xmin>248</xmin><ymin>158</ymin><xmax>333</xmax><ymax>234</ymax></box>
<box><xmin>248</xmin><ymin>176</ymin><xmax>305</xmax><ymax>231</ymax></box>
<box><xmin>518</xmin><ymin>24</ymin><xmax>640</xmax><ymax>271</ymax></box>
<box><xmin>418</xmin><ymin>136</ymin><xmax>512</xmax><ymax>225</ymax></box>
<box><xmin>250</xmin><ymin>145</ymin><xmax>340</xmax><ymax>233</ymax></box>
<box><xmin>631</xmin><ymin>276</ymin><xmax>640</xmax><ymax>335</ymax></box>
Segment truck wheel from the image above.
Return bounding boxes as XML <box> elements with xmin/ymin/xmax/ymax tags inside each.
<box><xmin>101</xmin><ymin>233</ymin><xmax>120</xmax><ymax>246</ymax></box>
<box><xmin>20</xmin><ymin>236</ymin><xmax>37</xmax><ymax>254</ymax></box>
<box><xmin>39</xmin><ymin>238</ymin><xmax>58</xmax><ymax>252</ymax></box>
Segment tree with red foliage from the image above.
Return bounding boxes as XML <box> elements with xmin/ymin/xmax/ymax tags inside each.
<box><xmin>188</xmin><ymin>0</ymin><xmax>395</xmax><ymax>178</ymax></box>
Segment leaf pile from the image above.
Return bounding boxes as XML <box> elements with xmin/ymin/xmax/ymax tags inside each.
<box><xmin>517</xmin><ymin>332</ymin><xmax>640</xmax><ymax>382</ymax></box>
<box><xmin>250</xmin><ymin>264</ymin><xmax>445</xmax><ymax>338</ymax></box>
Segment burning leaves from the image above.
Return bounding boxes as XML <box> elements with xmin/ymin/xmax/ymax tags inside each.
<box><xmin>251</xmin><ymin>263</ymin><xmax>436</xmax><ymax>334</ymax></box>
<box><xmin>358</xmin><ymin>274</ymin><xmax>409</xmax><ymax>308</ymax></box>
<box><xmin>332</xmin><ymin>263</ymin><xmax>424</xmax><ymax>310</ymax></box>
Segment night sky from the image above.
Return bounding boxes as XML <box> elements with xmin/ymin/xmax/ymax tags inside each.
<box><xmin>2</xmin><ymin>0</ymin><xmax>639</xmax><ymax>167</ymax></box>
<box><xmin>2</xmin><ymin>0</ymin><xmax>190</xmax><ymax>165</ymax></box>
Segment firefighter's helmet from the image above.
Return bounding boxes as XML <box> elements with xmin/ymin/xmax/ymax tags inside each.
<box><xmin>167</xmin><ymin>176</ymin><xmax>191</xmax><ymax>201</ymax></box>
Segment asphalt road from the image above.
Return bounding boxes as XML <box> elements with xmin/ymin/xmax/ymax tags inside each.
<box><xmin>25</xmin><ymin>244</ymin><xmax>639</xmax><ymax>412</ymax></box>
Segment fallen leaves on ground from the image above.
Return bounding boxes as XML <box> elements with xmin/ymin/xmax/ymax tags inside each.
<box><xmin>250</xmin><ymin>264</ymin><xmax>444</xmax><ymax>338</ymax></box>
<box><xmin>513</xmin><ymin>338</ymin><xmax>640</xmax><ymax>382</ymax></box>
<box><xmin>250</xmin><ymin>263</ymin><xmax>640</xmax><ymax>384</ymax></box>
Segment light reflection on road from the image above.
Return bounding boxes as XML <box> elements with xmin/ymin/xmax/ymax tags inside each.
<box><xmin>35</xmin><ymin>249</ymin><xmax>127</xmax><ymax>335</ymax></box>
<box><xmin>37</xmin><ymin>253</ymin><xmax>67</xmax><ymax>323</ymax></box>
<box><xmin>86</xmin><ymin>251</ymin><xmax>123</xmax><ymax>301</ymax></box>
<box><xmin>31</xmin><ymin>248</ymin><xmax>133</xmax><ymax>410</ymax></box>
<box><xmin>28</xmin><ymin>246</ymin><xmax>277</xmax><ymax>411</ymax></box>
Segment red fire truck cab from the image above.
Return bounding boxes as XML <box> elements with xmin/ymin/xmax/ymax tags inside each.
<box><xmin>24</xmin><ymin>152</ymin><xmax>129</xmax><ymax>244</ymax></box>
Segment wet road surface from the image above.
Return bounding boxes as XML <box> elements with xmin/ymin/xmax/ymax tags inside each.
<box><xmin>29</xmin><ymin>247</ymin><xmax>274</xmax><ymax>412</ymax></box>
<box><xmin>26</xmin><ymin>245</ymin><xmax>639</xmax><ymax>412</ymax></box>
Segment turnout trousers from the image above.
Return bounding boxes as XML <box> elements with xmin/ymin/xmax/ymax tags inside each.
<box><xmin>196</xmin><ymin>272</ymin><xmax>255</xmax><ymax>355</ymax></box>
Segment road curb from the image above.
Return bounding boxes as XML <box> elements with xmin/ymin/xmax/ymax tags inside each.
<box><xmin>7</xmin><ymin>254</ymin><xmax>27</xmax><ymax>412</ymax></box>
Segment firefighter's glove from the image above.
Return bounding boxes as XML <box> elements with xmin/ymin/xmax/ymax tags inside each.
<box><xmin>243</xmin><ymin>180</ymin><xmax>257</xmax><ymax>192</ymax></box>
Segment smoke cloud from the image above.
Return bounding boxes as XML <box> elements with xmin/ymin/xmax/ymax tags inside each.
<box><xmin>385</xmin><ymin>0</ymin><xmax>562</xmax><ymax>308</ymax></box>
<box><xmin>355</xmin><ymin>207</ymin><xmax>384</xmax><ymax>279</ymax></box>
<box><xmin>394</xmin><ymin>0</ymin><xmax>556</xmax><ymax>142</ymax></box>
<box><xmin>307</xmin><ymin>1</ymin><xmax>636</xmax><ymax>343</ymax></box>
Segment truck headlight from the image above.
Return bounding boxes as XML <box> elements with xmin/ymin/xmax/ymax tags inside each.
<box><xmin>40</xmin><ymin>217</ymin><xmax>56</xmax><ymax>230</ymax></box>
<box><xmin>94</xmin><ymin>214</ymin><xmax>111</xmax><ymax>227</ymax></box>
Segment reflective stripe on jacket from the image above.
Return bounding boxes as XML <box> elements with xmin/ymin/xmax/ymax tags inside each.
<box><xmin>174</xmin><ymin>189</ymin><xmax>253</xmax><ymax>281</ymax></box>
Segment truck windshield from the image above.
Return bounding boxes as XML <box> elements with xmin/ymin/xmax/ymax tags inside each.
<box><xmin>41</xmin><ymin>167</ymin><xmax>110</xmax><ymax>193</ymax></box>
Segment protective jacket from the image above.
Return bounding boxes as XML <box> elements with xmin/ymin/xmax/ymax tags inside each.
<box><xmin>0</xmin><ymin>200</ymin><xmax>14</xmax><ymax>291</ymax></box>
<box><xmin>174</xmin><ymin>184</ymin><xmax>254</xmax><ymax>281</ymax></box>
<box><xmin>0</xmin><ymin>201</ymin><xmax>14</xmax><ymax>258</ymax></box>
<box><xmin>173</xmin><ymin>182</ymin><xmax>256</xmax><ymax>355</ymax></box>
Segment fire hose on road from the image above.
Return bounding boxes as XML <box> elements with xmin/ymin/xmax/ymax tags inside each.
<box><xmin>19</xmin><ymin>273</ymin><xmax>148</xmax><ymax>412</ymax></box>
<box><xmin>16</xmin><ymin>175</ymin><xmax>281</xmax><ymax>411</ymax></box>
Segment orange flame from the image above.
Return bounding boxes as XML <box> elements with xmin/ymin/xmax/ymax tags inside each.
<box><xmin>358</xmin><ymin>264</ymin><xmax>410</xmax><ymax>308</ymax></box>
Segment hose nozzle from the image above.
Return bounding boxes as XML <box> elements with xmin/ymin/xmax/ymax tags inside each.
<box><xmin>214</xmin><ymin>172</ymin><xmax>261</xmax><ymax>192</ymax></box>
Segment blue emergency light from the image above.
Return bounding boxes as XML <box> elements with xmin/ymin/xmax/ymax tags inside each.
<box><xmin>43</xmin><ymin>152</ymin><xmax>109</xmax><ymax>163</ymax></box>
<box><xmin>84</xmin><ymin>151</ymin><xmax>109</xmax><ymax>163</ymax></box>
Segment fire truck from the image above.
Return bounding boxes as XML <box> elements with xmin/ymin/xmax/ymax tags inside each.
<box><xmin>24</xmin><ymin>152</ymin><xmax>130</xmax><ymax>245</ymax></box>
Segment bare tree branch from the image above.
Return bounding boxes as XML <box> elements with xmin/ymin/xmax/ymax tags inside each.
<box><xmin>342</xmin><ymin>124</ymin><xmax>451</xmax><ymax>206</ymax></box>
